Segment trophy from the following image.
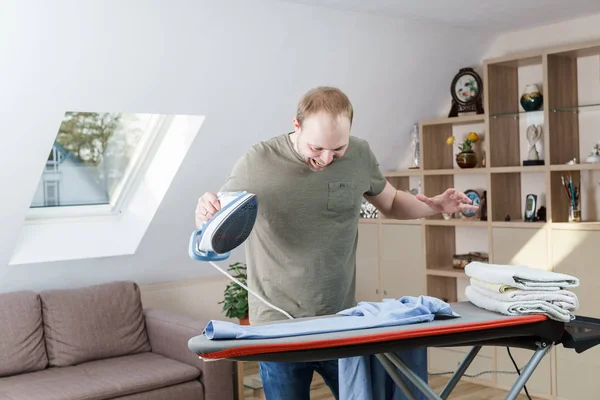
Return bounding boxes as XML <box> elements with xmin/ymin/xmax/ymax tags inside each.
<box><xmin>523</xmin><ymin>124</ymin><xmax>544</xmax><ymax>166</ymax></box>
<box><xmin>585</xmin><ymin>143</ymin><xmax>600</xmax><ymax>163</ymax></box>
<box><xmin>409</xmin><ymin>123</ymin><xmax>420</xmax><ymax>169</ymax></box>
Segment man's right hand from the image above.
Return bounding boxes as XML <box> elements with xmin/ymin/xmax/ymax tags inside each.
<box><xmin>195</xmin><ymin>192</ymin><xmax>221</xmax><ymax>228</ymax></box>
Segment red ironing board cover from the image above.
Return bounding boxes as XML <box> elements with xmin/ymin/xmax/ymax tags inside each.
<box><xmin>190</xmin><ymin>302</ymin><xmax>550</xmax><ymax>360</ymax></box>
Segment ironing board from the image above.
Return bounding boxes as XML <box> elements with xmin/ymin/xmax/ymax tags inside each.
<box><xmin>188</xmin><ymin>301</ymin><xmax>600</xmax><ymax>400</ymax></box>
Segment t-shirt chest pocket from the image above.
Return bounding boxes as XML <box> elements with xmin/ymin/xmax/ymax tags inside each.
<box><xmin>327</xmin><ymin>181</ymin><xmax>356</xmax><ymax>212</ymax></box>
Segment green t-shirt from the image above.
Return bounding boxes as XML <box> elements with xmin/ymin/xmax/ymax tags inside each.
<box><xmin>219</xmin><ymin>132</ymin><xmax>387</xmax><ymax>324</ymax></box>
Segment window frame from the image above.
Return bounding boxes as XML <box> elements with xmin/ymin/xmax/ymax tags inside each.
<box><xmin>26</xmin><ymin>114</ymin><xmax>172</xmax><ymax>222</ymax></box>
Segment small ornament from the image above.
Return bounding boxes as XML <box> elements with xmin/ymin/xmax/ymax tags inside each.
<box><xmin>360</xmin><ymin>199</ymin><xmax>379</xmax><ymax>219</ymax></box>
<box><xmin>520</xmin><ymin>84</ymin><xmax>543</xmax><ymax>111</ymax></box>
<box><xmin>409</xmin><ymin>123</ymin><xmax>420</xmax><ymax>169</ymax></box>
<box><xmin>566</xmin><ymin>158</ymin><xmax>578</xmax><ymax>165</ymax></box>
<box><xmin>585</xmin><ymin>143</ymin><xmax>600</xmax><ymax>163</ymax></box>
<box><xmin>448</xmin><ymin>68</ymin><xmax>484</xmax><ymax>117</ymax></box>
<box><xmin>479</xmin><ymin>190</ymin><xmax>487</xmax><ymax>221</ymax></box>
<box><xmin>523</xmin><ymin>125</ymin><xmax>544</xmax><ymax>166</ymax></box>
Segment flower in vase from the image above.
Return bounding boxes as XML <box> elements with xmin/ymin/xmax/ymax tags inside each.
<box><xmin>447</xmin><ymin>132</ymin><xmax>479</xmax><ymax>153</ymax></box>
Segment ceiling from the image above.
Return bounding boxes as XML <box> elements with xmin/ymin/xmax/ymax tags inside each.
<box><xmin>276</xmin><ymin>0</ymin><xmax>600</xmax><ymax>33</ymax></box>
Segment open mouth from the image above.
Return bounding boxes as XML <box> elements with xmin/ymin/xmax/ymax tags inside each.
<box><xmin>311</xmin><ymin>159</ymin><xmax>328</xmax><ymax>168</ymax></box>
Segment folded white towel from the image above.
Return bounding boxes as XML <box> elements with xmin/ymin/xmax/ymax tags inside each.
<box><xmin>469</xmin><ymin>279</ymin><xmax>579</xmax><ymax>310</ymax></box>
<box><xmin>470</xmin><ymin>278</ymin><xmax>517</xmax><ymax>294</ymax></box>
<box><xmin>465</xmin><ymin>262</ymin><xmax>579</xmax><ymax>291</ymax></box>
<box><xmin>465</xmin><ymin>285</ymin><xmax>574</xmax><ymax>322</ymax></box>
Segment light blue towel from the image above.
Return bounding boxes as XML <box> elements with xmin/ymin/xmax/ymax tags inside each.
<box><xmin>203</xmin><ymin>295</ymin><xmax>460</xmax><ymax>340</ymax></box>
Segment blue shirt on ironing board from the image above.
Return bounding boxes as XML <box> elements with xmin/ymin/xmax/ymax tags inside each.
<box><xmin>203</xmin><ymin>295</ymin><xmax>459</xmax><ymax>339</ymax></box>
<box><xmin>204</xmin><ymin>295</ymin><xmax>459</xmax><ymax>400</ymax></box>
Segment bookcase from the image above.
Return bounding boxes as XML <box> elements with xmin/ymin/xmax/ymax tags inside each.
<box><xmin>357</xmin><ymin>39</ymin><xmax>600</xmax><ymax>400</ymax></box>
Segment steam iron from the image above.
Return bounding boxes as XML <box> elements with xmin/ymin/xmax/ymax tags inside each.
<box><xmin>189</xmin><ymin>191</ymin><xmax>258</xmax><ymax>261</ymax></box>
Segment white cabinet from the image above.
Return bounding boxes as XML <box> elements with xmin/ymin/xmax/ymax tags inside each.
<box><xmin>356</xmin><ymin>222</ymin><xmax>425</xmax><ymax>302</ymax></box>
<box><xmin>380</xmin><ymin>224</ymin><xmax>425</xmax><ymax>298</ymax></box>
<box><xmin>356</xmin><ymin>222</ymin><xmax>380</xmax><ymax>302</ymax></box>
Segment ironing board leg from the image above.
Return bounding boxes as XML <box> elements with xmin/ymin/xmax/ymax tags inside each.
<box><xmin>375</xmin><ymin>354</ymin><xmax>418</xmax><ymax>400</ymax></box>
<box><xmin>439</xmin><ymin>346</ymin><xmax>481</xmax><ymax>399</ymax></box>
<box><xmin>505</xmin><ymin>341</ymin><xmax>553</xmax><ymax>400</ymax></box>
<box><xmin>384</xmin><ymin>352</ymin><xmax>443</xmax><ymax>400</ymax></box>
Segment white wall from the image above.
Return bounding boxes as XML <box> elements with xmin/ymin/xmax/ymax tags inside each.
<box><xmin>483</xmin><ymin>12</ymin><xmax>600</xmax><ymax>57</ymax></box>
<box><xmin>0</xmin><ymin>0</ymin><xmax>494</xmax><ymax>294</ymax></box>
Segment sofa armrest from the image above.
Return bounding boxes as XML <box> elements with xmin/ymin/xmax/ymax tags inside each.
<box><xmin>144</xmin><ymin>308</ymin><xmax>236</xmax><ymax>400</ymax></box>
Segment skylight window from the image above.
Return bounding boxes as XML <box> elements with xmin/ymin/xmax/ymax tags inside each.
<box><xmin>12</xmin><ymin>112</ymin><xmax>205</xmax><ymax>265</ymax></box>
<box><xmin>29</xmin><ymin>111</ymin><xmax>167</xmax><ymax>218</ymax></box>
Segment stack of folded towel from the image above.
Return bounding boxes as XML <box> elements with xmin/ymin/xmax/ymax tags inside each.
<box><xmin>464</xmin><ymin>261</ymin><xmax>580</xmax><ymax>322</ymax></box>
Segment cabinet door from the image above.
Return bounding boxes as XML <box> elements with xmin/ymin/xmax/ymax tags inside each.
<box><xmin>380</xmin><ymin>224</ymin><xmax>425</xmax><ymax>298</ymax></box>
<box><xmin>553</xmin><ymin>230</ymin><xmax>600</xmax><ymax>400</ymax></box>
<box><xmin>355</xmin><ymin>222</ymin><xmax>380</xmax><ymax>302</ymax></box>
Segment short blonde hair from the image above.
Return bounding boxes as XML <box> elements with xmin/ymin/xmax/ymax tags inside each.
<box><xmin>296</xmin><ymin>86</ymin><xmax>354</xmax><ymax>127</ymax></box>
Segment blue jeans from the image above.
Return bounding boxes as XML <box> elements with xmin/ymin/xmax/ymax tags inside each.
<box><xmin>258</xmin><ymin>360</ymin><xmax>339</xmax><ymax>400</ymax></box>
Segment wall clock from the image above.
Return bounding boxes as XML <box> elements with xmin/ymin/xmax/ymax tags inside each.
<box><xmin>462</xmin><ymin>189</ymin><xmax>481</xmax><ymax>218</ymax></box>
<box><xmin>448</xmin><ymin>68</ymin><xmax>484</xmax><ymax>117</ymax></box>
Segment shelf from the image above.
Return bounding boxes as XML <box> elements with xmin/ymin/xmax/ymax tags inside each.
<box><xmin>549</xmin><ymin>163</ymin><xmax>600</xmax><ymax>172</ymax></box>
<box><xmin>490</xmin><ymin>109</ymin><xmax>544</xmax><ymax>119</ymax></box>
<box><xmin>424</xmin><ymin>219</ymin><xmax>487</xmax><ymax>227</ymax></box>
<box><xmin>423</xmin><ymin>168</ymin><xmax>487</xmax><ymax>175</ymax></box>
<box><xmin>426</xmin><ymin>266</ymin><xmax>465</xmax><ymax>279</ymax></box>
<box><xmin>551</xmin><ymin>222</ymin><xmax>600</xmax><ymax>231</ymax></box>
<box><xmin>358</xmin><ymin>218</ymin><xmax>379</xmax><ymax>224</ymax></box>
<box><xmin>383</xmin><ymin>170</ymin><xmax>422</xmax><ymax>177</ymax></box>
<box><xmin>485</xmin><ymin>52</ymin><xmax>543</xmax><ymax>68</ymax></box>
<box><xmin>380</xmin><ymin>219</ymin><xmax>422</xmax><ymax>225</ymax></box>
<box><xmin>551</xmin><ymin>103</ymin><xmax>600</xmax><ymax>113</ymax></box>
<box><xmin>420</xmin><ymin>114</ymin><xmax>485</xmax><ymax>127</ymax></box>
<box><xmin>491</xmin><ymin>220</ymin><xmax>547</xmax><ymax>229</ymax></box>
<box><xmin>490</xmin><ymin>166</ymin><xmax>546</xmax><ymax>173</ymax></box>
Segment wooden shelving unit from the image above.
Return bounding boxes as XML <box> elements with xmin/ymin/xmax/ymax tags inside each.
<box><xmin>356</xmin><ymin>39</ymin><xmax>600</xmax><ymax>400</ymax></box>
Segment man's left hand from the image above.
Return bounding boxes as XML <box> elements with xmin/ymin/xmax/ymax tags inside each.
<box><xmin>415</xmin><ymin>188</ymin><xmax>479</xmax><ymax>214</ymax></box>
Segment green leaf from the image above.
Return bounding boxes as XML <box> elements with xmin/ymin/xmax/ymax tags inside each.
<box><xmin>220</xmin><ymin>261</ymin><xmax>249</xmax><ymax>319</ymax></box>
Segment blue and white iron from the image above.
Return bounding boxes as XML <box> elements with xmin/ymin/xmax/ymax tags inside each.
<box><xmin>188</xmin><ymin>191</ymin><xmax>293</xmax><ymax>320</ymax></box>
<box><xmin>189</xmin><ymin>191</ymin><xmax>258</xmax><ymax>261</ymax></box>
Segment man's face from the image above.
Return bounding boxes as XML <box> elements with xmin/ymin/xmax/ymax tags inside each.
<box><xmin>293</xmin><ymin>112</ymin><xmax>351</xmax><ymax>171</ymax></box>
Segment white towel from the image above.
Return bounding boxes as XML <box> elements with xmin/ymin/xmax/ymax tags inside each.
<box><xmin>465</xmin><ymin>285</ymin><xmax>574</xmax><ymax>322</ymax></box>
<box><xmin>469</xmin><ymin>278</ymin><xmax>517</xmax><ymax>294</ymax></box>
<box><xmin>470</xmin><ymin>278</ymin><xmax>579</xmax><ymax>310</ymax></box>
<box><xmin>465</xmin><ymin>262</ymin><xmax>579</xmax><ymax>291</ymax></box>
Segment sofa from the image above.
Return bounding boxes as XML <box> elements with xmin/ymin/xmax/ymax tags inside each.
<box><xmin>0</xmin><ymin>280</ymin><xmax>236</xmax><ymax>400</ymax></box>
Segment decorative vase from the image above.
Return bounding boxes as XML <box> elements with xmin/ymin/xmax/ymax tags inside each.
<box><xmin>520</xmin><ymin>84</ymin><xmax>543</xmax><ymax>111</ymax></box>
<box><xmin>456</xmin><ymin>151</ymin><xmax>477</xmax><ymax>168</ymax></box>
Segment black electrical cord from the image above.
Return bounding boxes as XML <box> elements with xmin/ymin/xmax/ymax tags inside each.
<box><xmin>506</xmin><ymin>347</ymin><xmax>532</xmax><ymax>400</ymax></box>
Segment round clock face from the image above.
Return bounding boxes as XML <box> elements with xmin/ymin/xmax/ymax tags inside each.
<box><xmin>462</xmin><ymin>190</ymin><xmax>481</xmax><ymax>218</ymax></box>
<box><xmin>454</xmin><ymin>73</ymin><xmax>480</xmax><ymax>105</ymax></box>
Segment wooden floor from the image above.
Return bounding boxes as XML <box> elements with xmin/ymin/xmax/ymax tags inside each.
<box><xmin>242</xmin><ymin>361</ymin><xmax>543</xmax><ymax>400</ymax></box>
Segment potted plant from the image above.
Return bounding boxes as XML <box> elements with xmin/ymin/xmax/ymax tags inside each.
<box><xmin>447</xmin><ymin>131</ymin><xmax>480</xmax><ymax>168</ymax></box>
<box><xmin>218</xmin><ymin>262</ymin><xmax>249</xmax><ymax>325</ymax></box>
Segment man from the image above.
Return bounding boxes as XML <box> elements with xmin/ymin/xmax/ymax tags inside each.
<box><xmin>195</xmin><ymin>86</ymin><xmax>477</xmax><ymax>399</ymax></box>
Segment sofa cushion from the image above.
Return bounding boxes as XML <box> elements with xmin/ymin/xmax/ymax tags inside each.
<box><xmin>0</xmin><ymin>290</ymin><xmax>48</xmax><ymax>377</ymax></box>
<box><xmin>107</xmin><ymin>380</ymin><xmax>203</xmax><ymax>400</ymax></box>
<box><xmin>40</xmin><ymin>281</ymin><xmax>151</xmax><ymax>367</ymax></box>
<box><xmin>0</xmin><ymin>352</ymin><xmax>201</xmax><ymax>400</ymax></box>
